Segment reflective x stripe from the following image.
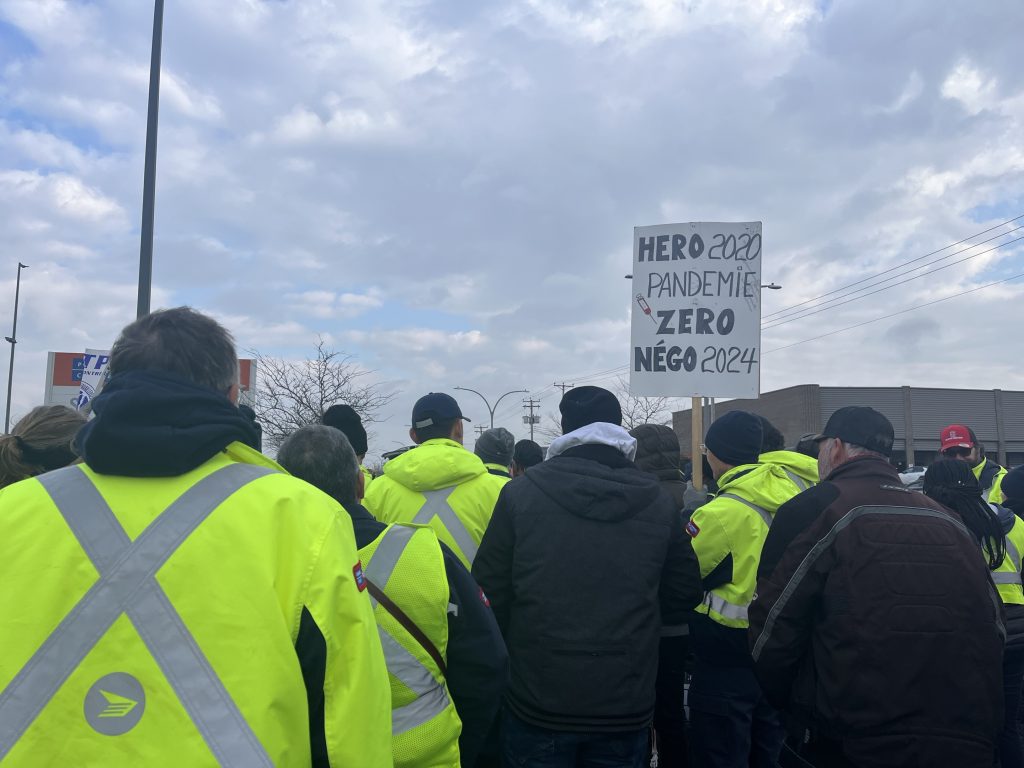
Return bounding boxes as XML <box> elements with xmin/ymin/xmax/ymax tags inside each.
<box><xmin>378</xmin><ymin>630</ymin><xmax>450</xmax><ymax>735</ymax></box>
<box><xmin>782</xmin><ymin>469</ymin><xmax>809</xmax><ymax>492</ymax></box>
<box><xmin>365</xmin><ymin>525</ymin><xmax>450</xmax><ymax>735</ymax></box>
<box><xmin>995</xmin><ymin>538</ymin><xmax>1023</xmax><ymax>585</ymax></box>
<box><xmin>704</xmin><ymin>592</ymin><xmax>749</xmax><ymax>622</ymax></box>
<box><xmin>718</xmin><ymin>493</ymin><xmax>773</xmax><ymax>529</ymax></box>
<box><xmin>0</xmin><ymin>464</ymin><xmax>274</xmax><ymax>766</ymax></box>
<box><xmin>365</xmin><ymin>524</ymin><xmax>416</xmax><ymax>597</ymax></box>
<box><xmin>412</xmin><ymin>488</ymin><xmax>478</xmax><ymax>565</ymax></box>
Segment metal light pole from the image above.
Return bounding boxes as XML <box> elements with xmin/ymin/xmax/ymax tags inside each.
<box><xmin>453</xmin><ymin>386</ymin><xmax>528</xmax><ymax>429</ymax></box>
<box><xmin>5</xmin><ymin>262</ymin><xmax>28</xmax><ymax>433</ymax></box>
<box><xmin>137</xmin><ymin>0</ymin><xmax>165</xmax><ymax>319</ymax></box>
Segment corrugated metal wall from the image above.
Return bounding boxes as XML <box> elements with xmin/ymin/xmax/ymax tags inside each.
<box><xmin>1002</xmin><ymin>391</ymin><xmax>1024</xmax><ymax>453</ymax></box>
<box><xmin>820</xmin><ymin>388</ymin><xmax>907</xmax><ymax>450</ymax></box>
<box><xmin>910</xmin><ymin>388</ymin><xmax>998</xmax><ymax>452</ymax></box>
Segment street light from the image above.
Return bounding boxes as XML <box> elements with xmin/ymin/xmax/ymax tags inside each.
<box><xmin>453</xmin><ymin>386</ymin><xmax>528</xmax><ymax>429</ymax></box>
<box><xmin>5</xmin><ymin>262</ymin><xmax>28</xmax><ymax>433</ymax></box>
<box><xmin>137</xmin><ymin>0</ymin><xmax>165</xmax><ymax>319</ymax></box>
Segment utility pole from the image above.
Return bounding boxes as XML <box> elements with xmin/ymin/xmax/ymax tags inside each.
<box><xmin>522</xmin><ymin>398</ymin><xmax>541</xmax><ymax>442</ymax></box>
<box><xmin>553</xmin><ymin>381</ymin><xmax>574</xmax><ymax>395</ymax></box>
<box><xmin>474</xmin><ymin>424</ymin><xmax>487</xmax><ymax>438</ymax></box>
<box><xmin>4</xmin><ymin>262</ymin><xmax>28</xmax><ymax>433</ymax></box>
<box><xmin>137</xmin><ymin>0</ymin><xmax>165</xmax><ymax>319</ymax></box>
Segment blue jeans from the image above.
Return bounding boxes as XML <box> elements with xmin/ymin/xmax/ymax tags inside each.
<box><xmin>501</xmin><ymin>708</ymin><xmax>649</xmax><ymax>768</ymax></box>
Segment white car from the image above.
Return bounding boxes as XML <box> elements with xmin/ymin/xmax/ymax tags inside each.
<box><xmin>899</xmin><ymin>465</ymin><xmax>926</xmax><ymax>486</ymax></box>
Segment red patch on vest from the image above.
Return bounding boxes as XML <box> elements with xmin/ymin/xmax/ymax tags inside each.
<box><xmin>686</xmin><ymin>520</ymin><xmax>700</xmax><ymax>538</ymax></box>
<box><xmin>353</xmin><ymin>561</ymin><xmax>367</xmax><ymax>592</ymax></box>
<box><xmin>478</xmin><ymin>587</ymin><xmax>491</xmax><ymax>607</ymax></box>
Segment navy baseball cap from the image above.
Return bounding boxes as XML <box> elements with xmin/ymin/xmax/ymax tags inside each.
<box><xmin>411</xmin><ymin>392</ymin><xmax>469</xmax><ymax>430</ymax></box>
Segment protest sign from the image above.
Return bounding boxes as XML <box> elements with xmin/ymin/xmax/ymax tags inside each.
<box><xmin>630</xmin><ymin>221</ymin><xmax>762</xmax><ymax>399</ymax></box>
<box><xmin>74</xmin><ymin>349</ymin><xmax>111</xmax><ymax>412</ymax></box>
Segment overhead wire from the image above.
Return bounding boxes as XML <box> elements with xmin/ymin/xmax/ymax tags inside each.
<box><xmin>762</xmin><ymin>213</ymin><xmax>1024</xmax><ymax>320</ymax></box>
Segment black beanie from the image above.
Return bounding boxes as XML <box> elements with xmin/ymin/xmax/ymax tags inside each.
<box><xmin>1003</xmin><ymin>466</ymin><xmax>1024</xmax><ymax>502</ymax></box>
<box><xmin>704</xmin><ymin>410</ymin><xmax>763</xmax><ymax>467</ymax></box>
<box><xmin>560</xmin><ymin>386</ymin><xmax>622</xmax><ymax>434</ymax></box>
<box><xmin>322</xmin><ymin>404</ymin><xmax>368</xmax><ymax>456</ymax></box>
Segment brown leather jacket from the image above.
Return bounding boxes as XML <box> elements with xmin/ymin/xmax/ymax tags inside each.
<box><xmin>749</xmin><ymin>455</ymin><xmax>1004</xmax><ymax>768</ymax></box>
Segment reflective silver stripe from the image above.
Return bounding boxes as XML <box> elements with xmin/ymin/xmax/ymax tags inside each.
<box><xmin>413</xmin><ymin>487</ymin><xmax>478</xmax><ymax>565</ymax></box>
<box><xmin>752</xmin><ymin>505</ymin><xmax>985</xmax><ymax>662</ymax></box>
<box><xmin>1007</xmin><ymin>538</ymin><xmax>1021</xmax><ymax>574</ymax></box>
<box><xmin>718</xmin><ymin>493</ymin><xmax>773</xmax><ymax>529</ymax></box>
<box><xmin>0</xmin><ymin>464</ymin><xmax>274</xmax><ymax>766</ymax></box>
<box><xmin>378</xmin><ymin>629</ymin><xmax>449</xmax><ymax>735</ymax></box>
<box><xmin>993</xmin><ymin>572</ymin><xmax>1023</xmax><ymax>585</ymax></box>
<box><xmin>365</xmin><ymin>524</ymin><xmax>416</xmax><ymax>596</ymax></box>
<box><xmin>782</xmin><ymin>469</ymin><xmax>809</xmax><ymax>491</ymax></box>
<box><xmin>704</xmin><ymin>592</ymin><xmax>749</xmax><ymax>622</ymax></box>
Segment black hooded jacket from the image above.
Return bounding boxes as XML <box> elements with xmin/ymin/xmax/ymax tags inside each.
<box><xmin>472</xmin><ymin>443</ymin><xmax>703</xmax><ymax>732</ymax></box>
<box><xmin>630</xmin><ymin>423</ymin><xmax>687</xmax><ymax>512</ymax></box>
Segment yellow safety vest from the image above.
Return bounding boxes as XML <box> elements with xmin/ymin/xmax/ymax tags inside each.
<box><xmin>482</xmin><ymin>463</ymin><xmax>511</xmax><ymax>483</ymax></box>
<box><xmin>689</xmin><ymin>463</ymin><xmax>802</xmax><ymax>629</ymax></box>
<box><xmin>364</xmin><ymin>439</ymin><xmax>502</xmax><ymax>568</ymax></box>
<box><xmin>993</xmin><ymin>516</ymin><xmax>1024</xmax><ymax>606</ymax></box>
<box><xmin>0</xmin><ymin>442</ymin><xmax>392</xmax><ymax>767</ymax></box>
<box><xmin>758</xmin><ymin>450</ymin><xmax>818</xmax><ymax>493</ymax></box>
<box><xmin>974</xmin><ymin>458</ymin><xmax>1008</xmax><ymax>505</ymax></box>
<box><xmin>360</xmin><ymin>524</ymin><xmax>462</xmax><ymax>768</ymax></box>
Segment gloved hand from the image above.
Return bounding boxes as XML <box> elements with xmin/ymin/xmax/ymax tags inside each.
<box><xmin>683</xmin><ymin>481</ymin><xmax>708</xmax><ymax>513</ymax></box>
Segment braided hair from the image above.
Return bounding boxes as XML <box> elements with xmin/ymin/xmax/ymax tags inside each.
<box><xmin>924</xmin><ymin>458</ymin><xmax>1006</xmax><ymax>570</ymax></box>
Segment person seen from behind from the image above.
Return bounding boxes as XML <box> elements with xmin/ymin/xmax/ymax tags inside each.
<box><xmin>629</xmin><ymin>422</ymin><xmax>692</xmax><ymax>768</ymax></box>
<box><xmin>473</xmin><ymin>386</ymin><xmax>704</xmax><ymax>768</ymax></box>
<box><xmin>0</xmin><ymin>405</ymin><xmax>85</xmax><ymax>489</ymax></box>
<box><xmin>685</xmin><ymin>411</ymin><xmax>800</xmax><ymax>768</ymax></box>
<box><xmin>364</xmin><ymin>392</ymin><xmax>503</xmax><ymax>568</ymax></box>
<box><xmin>322</xmin><ymin>403</ymin><xmax>373</xmax><ymax>489</ymax></box>
<box><xmin>278</xmin><ymin>425</ymin><xmax>508</xmax><ymax>768</ymax></box>
<box><xmin>751</xmin><ymin>407</ymin><xmax>1004</xmax><ymax>768</ymax></box>
<box><xmin>510</xmin><ymin>439</ymin><xmax>543</xmax><ymax>477</ymax></box>
<box><xmin>941</xmin><ymin>423</ymin><xmax>1008</xmax><ymax>503</ymax></box>
<box><xmin>924</xmin><ymin>458</ymin><xmax>1024</xmax><ymax>768</ymax></box>
<box><xmin>475</xmin><ymin>427</ymin><xmax>515</xmax><ymax>481</ymax></box>
<box><xmin>0</xmin><ymin>307</ymin><xmax>392</xmax><ymax>766</ymax></box>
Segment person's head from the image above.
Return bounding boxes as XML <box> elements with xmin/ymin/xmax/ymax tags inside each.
<box><xmin>322</xmin><ymin>404</ymin><xmax>368</xmax><ymax>461</ymax></box>
<box><xmin>511</xmin><ymin>439</ymin><xmax>544</xmax><ymax>476</ymax></box>
<box><xmin>814</xmin><ymin>406</ymin><xmax>894</xmax><ymax>478</ymax></box>
<box><xmin>409</xmin><ymin>392</ymin><xmax>468</xmax><ymax>444</ymax></box>
<box><xmin>277</xmin><ymin>425</ymin><xmax>362</xmax><ymax>507</ymax></box>
<box><xmin>757</xmin><ymin>416</ymin><xmax>786</xmax><ymax>454</ymax></box>
<box><xmin>1002</xmin><ymin>466</ymin><xmax>1024</xmax><ymax>507</ymax></box>
<box><xmin>794</xmin><ymin>432</ymin><xmax>820</xmax><ymax>459</ymax></box>
<box><xmin>924</xmin><ymin>458</ymin><xmax>1005</xmax><ymax>570</ymax></box>
<box><xmin>109</xmin><ymin>307</ymin><xmax>239</xmax><ymax>402</ymax></box>
<box><xmin>940</xmin><ymin>424</ymin><xmax>983</xmax><ymax>466</ymax></box>
<box><xmin>475</xmin><ymin>427</ymin><xmax>514</xmax><ymax>468</ymax></box>
<box><xmin>0</xmin><ymin>405</ymin><xmax>87</xmax><ymax>488</ymax></box>
<box><xmin>703</xmin><ymin>411</ymin><xmax>763</xmax><ymax>479</ymax></box>
<box><xmin>559</xmin><ymin>386</ymin><xmax>622</xmax><ymax>434</ymax></box>
<box><xmin>630</xmin><ymin>423</ymin><xmax>683</xmax><ymax>474</ymax></box>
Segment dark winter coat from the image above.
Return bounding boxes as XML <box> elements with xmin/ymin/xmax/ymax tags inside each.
<box><xmin>472</xmin><ymin>443</ymin><xmax>703</xmax><ymax>732</ymax></box>
<box><xmin>749</xmin><ymin>456</ymin><xmax>1005</xmax><ymax>768</ymax></box>
<box><xmin>630</xmin><ymin>423</ymin><xmax>686</xmax><ymax>511</ymax></box>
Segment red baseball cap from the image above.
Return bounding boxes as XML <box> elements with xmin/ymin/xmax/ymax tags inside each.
<box><xmin>940</xmin><ymin>424</ymin><xmax>974</xmax><ymax>452</ymax></box>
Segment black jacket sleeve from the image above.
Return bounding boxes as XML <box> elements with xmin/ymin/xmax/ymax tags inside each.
<box><xmin>659</xmin><ymin>505</ymin><xmax>705</xmax><ymax>624</ymax></box>
<box><xmin>471</xmin><ymin>485</ymin><xmax>516</xmax><ymax>636</ymax></box>
<box><xmin>442</xmin><ymin>543</ymin><xmax>509</xmax><ymax>768</ymax></box>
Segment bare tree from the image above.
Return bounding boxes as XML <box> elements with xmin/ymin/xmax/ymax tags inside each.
<box><xmin>614</xmin><ymin>377</ymin><xmax>673</xmax><ymax>431</ymax></box>
<box><xmin>251</xmin><ymin>338</ymin><xmax>396</xmax><ymax>451</ymax></box>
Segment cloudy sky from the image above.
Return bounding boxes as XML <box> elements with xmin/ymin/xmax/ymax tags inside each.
<box><xmin>1</xmin><ymin>0</ymin><xmax>1023</xmax><ymax>457</ymax></box>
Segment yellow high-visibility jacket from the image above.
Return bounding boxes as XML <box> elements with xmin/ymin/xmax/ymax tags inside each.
<box><xmin>688</xmin><ymin>463</ymin><xmax>802</xmax><ymax>629</ymax></box>
<box><xmin>993</xmin><ymin>515</ymin><xmax>1024</xmax><ymax>606</ymax></box>
<box><xmin>758</xmin><ymin>450</ymin><xmax>819</xmax><ymax>493</ymax></box>
<box><xmin>974</xmin><ymin>457</ymin><xmax>1008</xmax><ymax>505</ymax></box>
<box><xmin>0</xmin><ymin>441</ymin><xmax>392</xmax><ymax>767</ymax></box>
<box><xmin>364</xmin><ymin>439</ymin><xmax>502</xmax><ymax>568</ymax></box>
<box><xmin>360</xmin><ymin>524</ymin><xmax>462</xmax><ymax>767</ymax></box>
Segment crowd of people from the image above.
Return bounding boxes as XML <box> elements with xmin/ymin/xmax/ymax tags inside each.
<box><xmin>0</xmin><ymin>305</ymin><xmax>1022</xmax><ymax>768</ymax></box>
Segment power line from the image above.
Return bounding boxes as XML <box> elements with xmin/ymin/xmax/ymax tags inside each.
<box><xmin>764</xmin><ymin>270</ymin><xmax>1024</xmax><ymax>354</ymax></box>
<box><xmin>762</xmin><ymin>234</ymin><xmax>1024</xmax><ymax>331</ymax></box>
<box><xmin>762</xmin><ymin>228</ymin><xmax>1024</xmax><ymax>328</ymax></box>
<box><xmin>763</xmin><ymin>213</ymin><xmax>1024</xmax><ymax>320</ymax></box>
<box><xmin>552</xmin><ymin>381</ymin><xmax>574</xmax><ymax>394</ymax></box>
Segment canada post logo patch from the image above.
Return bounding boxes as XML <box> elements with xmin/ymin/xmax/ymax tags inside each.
<box><xmin>686</xmin><ymin>520</ymin><xmax>700</xmax><ymax>538</ymax></box>
<box><xmin>353</xmin><ymin>561</ymin><xmax>367</xmax><ymax>592</ymax></box>
<box><xmin>478</xmin><ymin>587</ymin><xmax>491</xmax><ymax>608</ymax></box>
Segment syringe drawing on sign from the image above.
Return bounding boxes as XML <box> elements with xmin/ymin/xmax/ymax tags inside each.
<box><xmin>636</xmin><ymin>295</ymin><xmax>657</xmax><ymax>324</ymax></box>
